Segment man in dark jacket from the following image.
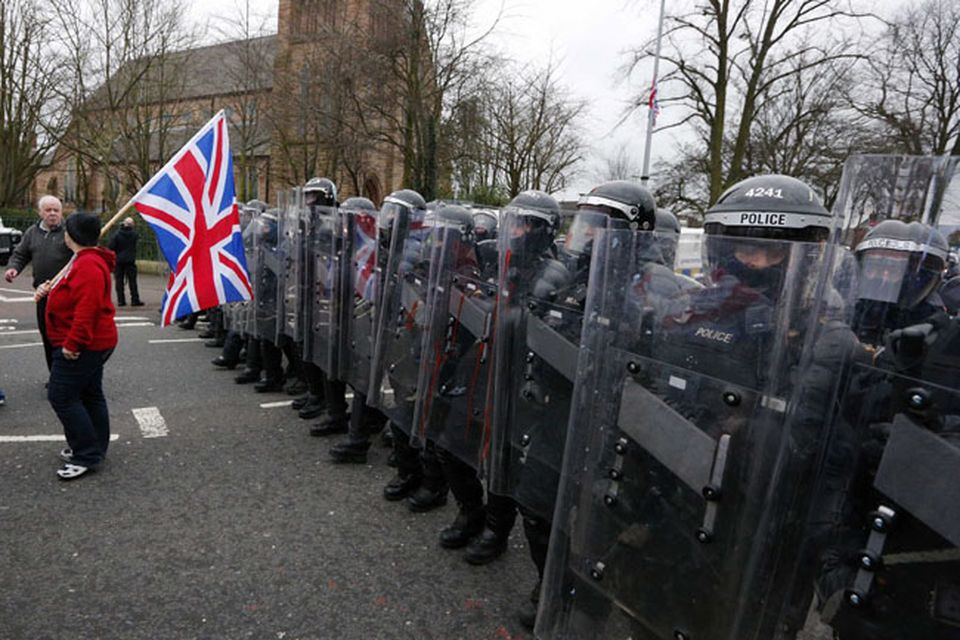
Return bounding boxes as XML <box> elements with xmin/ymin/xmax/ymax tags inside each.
<box><xmin>107</xmin><ymin>216</ymin><xmax>142</xmax><ymax>306</ymax></box>
<box><xmin>4</xmin><ymin>195</ymin><xmax>74</xmax><ymax>370</ymax></box>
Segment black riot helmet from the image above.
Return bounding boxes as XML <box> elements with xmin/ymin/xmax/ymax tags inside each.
<box><xmin>704</xmin><ymin>174</ymin><xmax>832</xmax><ymax>242</ymax></box>
<box><xmin>655</xmin><ymin>208</ymin><xmax>681</xmax><ymax>268</ymax></box>
<box><xmin>245</xmin><ymin>199</ymin><xmax>268</xmax><ymax>212</ymax></box>
<box><xmin>340</xmin><ymin>196</ymin><xmax>377</xmax><ymax>213</ymax></box>
<box><xmin>472</xmin><ymin>209</ymin><xmax>498</xmax><ymax>241</ymax></box>
<box><xmin>380</xmin><ymin>188</ymin><xmax>426</xmax><ymax>231</ymax></box>
<box><xmin>429</xmin><ymin>203</ymin><xmax>475</xmax><ymax>231</ymax></box>
<box><xmin>503</xmin><ymin>190</ymin><xmax>560</xmax><ymax>258</ymax></box>
<box><xmin>569</xmin><ymin>181</ymin><xmax>656</xmax><ymax>260</ymax></box>
<box><xmin>852</xmin><ymin>220</ymin><xmax>948</xmax><ymax>344</ymax></box>
<box><xmin>702</xmin><ymin>174</ymin><xmax>832</xmax><ymax>293</ymax></box>
<box><xmin>303</xmin><ymin>177</ymin><xmax>337</xmax><ymax>207</ymax></box>
<box><xmin>578</xmin><ymin>180</ymin><xmax>657</xmax><ymax>230</ymax></box>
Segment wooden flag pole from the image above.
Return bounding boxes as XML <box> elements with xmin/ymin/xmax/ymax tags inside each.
<box><xmin>98</xmin><ymin>198</ymin><xmax>138</xmax><ymax>240</ymax></box>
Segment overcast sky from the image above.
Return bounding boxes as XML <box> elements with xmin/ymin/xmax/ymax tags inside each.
<box><xmin>191</xmin><ymin>0</ymin><xmax>677</xmax><ymax>195</ymax></box>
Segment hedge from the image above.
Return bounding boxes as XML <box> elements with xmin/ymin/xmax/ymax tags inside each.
<box><xmin>0</xmin><ymin>207</ymin><xmax>162</xmax><ymax>261</ymax></box>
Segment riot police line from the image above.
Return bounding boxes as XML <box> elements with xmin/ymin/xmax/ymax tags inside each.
<box><xmin>213</xmin><ymin>154</ymin><xmax>959</xmax><ymax>640</ymax></box>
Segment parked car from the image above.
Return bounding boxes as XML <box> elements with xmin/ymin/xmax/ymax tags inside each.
<box><xmin>0</xmin><ymin>218</ymin><xmax>23</xmax><ymax>266</ymax></box>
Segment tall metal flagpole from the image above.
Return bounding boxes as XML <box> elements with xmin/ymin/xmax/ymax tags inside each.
<box><xmin>640</xmin><ymin>0</ymin><xmax>667</xmax><ymax>186</ymax></box>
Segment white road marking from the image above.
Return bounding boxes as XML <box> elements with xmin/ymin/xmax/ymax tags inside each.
<box><xmin>260</xmin><ymin>400</ymin><xmax>294</xmax><ymax>408</ymax></box>
<box><xmin>0</xmin><ymin>287</ymin><xmax>31</xmax><ymax>294</ymax></box>
<box><xmin>0</xmin><ymin>342</ymin><xmax>42</xmax><ymax>350</ymax></box>
<box><xmin>115</xmin><ymin>316</ymin><xmax>151</xmax><ymax>321</ymax></box>
<box><xmin>0</xmin><ymin>434</ymin><xmax>120</xmax><ymax>443</ymax></box>
<box><xmin>148</xmin><ymin>338</ymin><xmax>205</xmax><ymax>344</ymax></box>
<box><xmin>132</xmin><ymin>406</ymin><xmax>168</xmax><ymax>438</ymax></box>
<box><xmin>116</xmin><ymin>322</ymin><xmax>154</xmax><ymax>328</ymax></box>
<box><xmin>0</xmin><ymin>329</ymin><xmax>40</xmax><ymax>337</ymax></box>
<box><xmin>0</xmin><ymin>295</ymin><xmax>35</xmax><ymax>302</ymax></box>
<box><xmin>0</xmin><ymin>318</ymin><xmax>19</xmax><ymax>324</ymax></box>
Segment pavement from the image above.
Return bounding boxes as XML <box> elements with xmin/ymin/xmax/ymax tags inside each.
<box><xmin>0</xmin><ymin>268</ymin><xmax>538</xmax><ymax>640</ymax></box>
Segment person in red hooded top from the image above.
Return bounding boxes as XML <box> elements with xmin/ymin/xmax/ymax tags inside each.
<box><xmin>36</xmin><ymin>212</ymin><xmax>118</xmax><ymax>480</ymax></box>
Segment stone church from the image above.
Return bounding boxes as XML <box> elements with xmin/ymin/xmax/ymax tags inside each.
<box><xmin>34</xmin><ymin>0</ymin><xmax>403</xmax><ymax>210</ymax></box>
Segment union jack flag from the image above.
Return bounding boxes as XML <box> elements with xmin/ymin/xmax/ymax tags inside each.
<box><xmin>353</xmin><ymin>212</ymin><xmax>379</xmax><ymax>302</ymax></box>
<box><xmin>129</xmin><ymin>111</ymin><xmax>252</xmax><ymax>326</ymax></box>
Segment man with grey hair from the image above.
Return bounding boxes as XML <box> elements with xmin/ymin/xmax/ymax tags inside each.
<box><xmin>107</xmin><ymin>216</ymin><xmax>143</xmax><ymax>306</ymax></box>
<box><xmin>4</xmin><ymin>195</ymin><xmax>74</xmax><ymax>370</ymax></box>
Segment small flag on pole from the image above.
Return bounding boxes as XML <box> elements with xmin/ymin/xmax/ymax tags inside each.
<box><xmin>128</xmin><ymin>111</ymin><xmax>252</xmax><ymax>327</ymax></box>
<box><xmin>649</xmin><ymin>82</ymin><xmax>661</xmax><ymax>126</ymax></box>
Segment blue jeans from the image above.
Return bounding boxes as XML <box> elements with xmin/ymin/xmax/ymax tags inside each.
<box><xmin>48</xmin><ymin>348</ymin><xmax>113</xmax><ymax>467</ymax></box>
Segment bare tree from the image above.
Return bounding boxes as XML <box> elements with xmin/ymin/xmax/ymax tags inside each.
<box><xmin>0</xmin><ymin>0</ymin><xmax>68</xmax><ymax>208</ymax></box>
<box><xmin>854</xmin><ymin>0</ymin><xmax>960</xmax><ymax>156</ymax></box>
<box><xmin>357</xmin><ymin>0</ymin><xmax>499</xmax><ymax>200</ymax></box>
<box><xmin>212</xmin><ymin>1</ymin><xmax>274</xmax><ymax>201</ymax></box>
<box><xmin>627</xmin><ymin>0</ymin><xmax>873</xmax><ymax>203</ymax></box>
<box><xmin>49</xmin><ymin>0</ymin><xmax>194</xmax><ymax>210</ymax></box>
<box><xmin>446</xmin><ymin>60</ymin><xmax>584</xmax><ymax>200</ymax></box>
<box><xmin>594</xmin><ymin>143</ymin><xmax>642</xmax><ymax>182</ymax></box>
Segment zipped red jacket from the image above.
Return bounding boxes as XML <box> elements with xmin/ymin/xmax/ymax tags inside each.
<box><xmin>45</xmin><ymin>247</ymin><xmax>118</xmax><ymax>353</ymax></box>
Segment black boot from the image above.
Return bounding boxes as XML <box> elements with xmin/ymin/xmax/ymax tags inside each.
<box><xmin>291</xmin><ymin>394</ymin><xmax>312</xmax><ymax>410</ymax></box>
<box><xmin>298</xmin><ymin>396</ymin><xmax>327</xmax><ymax>419</ymax></box>
<box><xmin>406</xmin><ymin>483</ymin><xmax>448</xmax><ymax>513</ymax></box>
<box><xmin>329</xmin><ymin>440</ymin><xmax>371</xmax><ymax>464</ymax></box>
<box><xmin>211</xmin><ymin>355</ymin><xmax>237</xmax><ymax>369</ymax></box>
<box><xmin>309</xmin><ymin>413</ymin><xmax>349</xmax><ymax>437</ymax></box>
<box><xmin>253</xmin><ymin>378</ymin><xmax>284</xmax><ymax>393</ymax></box>
<box><xmin>383</xmin><ymin>473</ymin><xmax>420</xmax><ymax>501</ymax></box>
<box><xmin>518</xmin><ymin>581</ymin><xmax>540</xmax><ymax>631</ymax></box>
<box><xmin>235</xmin><ymin>369</ymin><xmax>260</xmax><ymax>384</ymax></box>
<box><xmin>439</xmin><ymin>504</ymin><xmax>485</xmax><ymax>549</ymax></box>
<box><xmin>464</xmin><ymin>495</ymin><xmax>516</xmax><ymax>565</ymax></box>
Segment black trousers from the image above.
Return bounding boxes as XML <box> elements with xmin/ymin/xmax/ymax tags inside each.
<box><xmin>114</xmin><ymin>263</ymin><xmax>140</xmax><ymax>304</ymax></box>
<box><xmin>36</xmin><ymin>297</ymin><xmax>53</xmax><ymax>371</ymax></box>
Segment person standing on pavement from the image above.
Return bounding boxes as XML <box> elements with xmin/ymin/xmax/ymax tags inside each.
<box><xmin>36</xmin><ymin>212</ymin><xmax>118</xmax><ymax>481</ymax></box>
<box><xmin>107</xmin><ymin>216</ymin><xmax>143</xmax><ymax>307</ymax></box>
<box><xmin>3</xmin><ymin>195</ymin><xmax>74</xmax><ymax>371</ymax></box>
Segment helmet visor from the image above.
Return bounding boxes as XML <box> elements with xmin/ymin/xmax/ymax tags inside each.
<box><xmin>857</xmin><ymin>249</ymin><xmax>941</xmax><ymax>306</ymax></box>
<box><xmin>564</xmin><ymin>210</ymin><xmax>608</xmax><ymax>256</ymax></box>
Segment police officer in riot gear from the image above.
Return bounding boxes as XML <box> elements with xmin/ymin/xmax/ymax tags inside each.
<box><xmin>292</xmin><ymin>178</ymin><xmax>338</xmax><ymax>418</ymax></box>
<box><xmin>810</xmin><ymin>220</ymin><xmax>958</xmax><ymax>640</ymax></box>
<box><xmin>328</xmin><ymin>197</ymin><xmax>390</xmax><ymax>464</ymax></box>
<box><xmin>473</xmin><ymin>209</ymin><xmax>499</xmax><ymax>281</ymax></box>
<box><xmin>372</xmin><ymin>189</ymin><xmax>449</xmax><ymax>511</ymax></box>
<box><xmin>851</xmin><ymin>220</ymin><xmax>949</xmax><ymax>346</ymax></box>
<box><xmin>491</xmin><ymin>180</ymin><xmax>656</xmax><ymax>631</ymax></box>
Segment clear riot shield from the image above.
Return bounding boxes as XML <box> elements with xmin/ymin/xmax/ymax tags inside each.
<box><xmin>537</xmin><ymin>228</ymin><xmax>855</xmax><ymax>640</ymax></box>
<box><xmin>487</xmin><ymin>210</ymin><xmax>596</xmax><ymax>522</ymax></box>
<box><xmin>252</xmin><ymin>209</ymin><xmax>280</xmax><ymax>342</ymax></box>
<box><xmin>369</xmin><ymin>206</ymin><xmax>431</xmax><ymax>434</ymax></box>
<box><xmin>277</xmin><ymin>188</ymin><xmax>305</xmax><ymax>343</ymax></box>
<box><xmin>302</xmin><ymin>202</ymin><xmax>342</xmax><ymax>374</ymax></box>
<box><xmin>224</xmin><ymin>208</ymin><xmax>259</xmax><ymax>335</ymax></box>
<box><xmin>338</xmin><ymin>208</ymin><xmax>383</xmax><ymax>394</ymax></box>
<box><xmin>411</xmin><ymin>223</ymin><xmax>495</xmax><ymax>465</ymax></box>
<box><xmin>800</xmin><ymin>358</ymin><xmax>960</xmax><ymax>640</ymax></box>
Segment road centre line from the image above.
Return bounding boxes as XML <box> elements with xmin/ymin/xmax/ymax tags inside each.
<box><xmin>116</xmin><ymin>322</ymin><xmax>154</xmax><ymax>328</ymax></box>
<box><xmin>148</xmin><ymin>338</ymin><xmax>205</xmax><ymax>344</ymax></box>
<box><xmin>0</xmin><ymin>319</ymin><xmax>19</xmax><ymax>324</ymax></box>
<box><xmin>0</xmin><ymin>434</ymin><xmax>120</xmax><ymax>443</ymax></box>
<box><xmin>132</xmin><ymin>407</ymin><xmax>168</xmax><ymax>438</ymax></box>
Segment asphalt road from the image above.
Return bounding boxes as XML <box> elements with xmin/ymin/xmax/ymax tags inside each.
<box><xmin>0</xmin><ymin>269</ymin><xmax>537</xmax><ymax>640</ymax></box>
